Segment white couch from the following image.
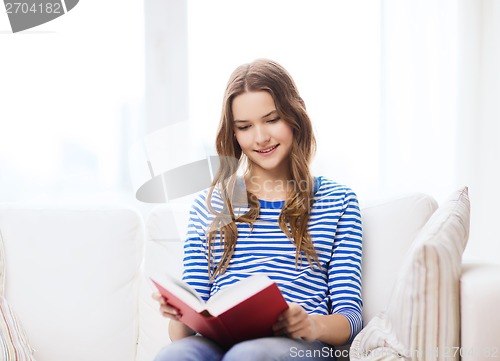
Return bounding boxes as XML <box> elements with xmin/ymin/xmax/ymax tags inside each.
<box><xmin>1</xmin><ymin>191</ymin><xmax>499</xmax><ymax>361</ymax></box>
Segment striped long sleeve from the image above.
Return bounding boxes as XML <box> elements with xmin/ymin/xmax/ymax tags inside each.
<box><xmin>182</xmin><ymin>176</ymin><xmax>363</xmax><ymax>341</ymax></box>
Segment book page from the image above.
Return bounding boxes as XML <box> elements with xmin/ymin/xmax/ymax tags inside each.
<box><xmin>206</xmin><ymin>274</ymin><xmax>275</xmax><ymax>316</ymax></box>
<box><xmin>151</xmin><ymin>273</ymin><xmax>206</xmax><ymax>312</ymax></box>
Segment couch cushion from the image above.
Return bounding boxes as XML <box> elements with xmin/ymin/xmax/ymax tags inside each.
<box><xmin>360</xmin><ymin>192</ymin><xmax>438</xmax><ymax>324</ymax></box>
<box><xmin>0</xmin><ymin>205</ymin><xmax>144</xmax><ymax>361</ymax></box>
<box><xmin>136</xmin><ymin>200</ymin><xmax>193</xmax><ymax>361</ymax></box>
<box><xmin>351</xmin><ymin>187</ymin><xmax>470</xmax><ymax>360</ymax></box>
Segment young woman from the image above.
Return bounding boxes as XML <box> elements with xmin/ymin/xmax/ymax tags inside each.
<box><xmin>153</xmin><ymin>59</ymin><xmax>363</xmax><ymax>361</ymax></box>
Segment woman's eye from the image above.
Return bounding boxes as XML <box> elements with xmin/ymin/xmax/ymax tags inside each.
<box><xmin>237</xmin><ymin>125</ymin><xmax>250</xmax><ymax>130</ymax></box>
<box><xmin>267</xmin><ymin>117</ymin><xmax>280</xmax><ymax>123</ymax></box>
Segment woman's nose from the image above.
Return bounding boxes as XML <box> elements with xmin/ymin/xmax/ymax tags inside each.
<box><xmin>255</xmin><ymin>126</ymin><xmax>271</xmax><ymax>145</ymax></box>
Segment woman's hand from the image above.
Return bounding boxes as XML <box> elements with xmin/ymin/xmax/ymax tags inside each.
<box><xmin>272</xmin><ymin>302</ymin><xmax>320</xmax><ymax>341</ymax></box>
<box><xmin>152</xmin><ymin>292</ymin><xmax>182</xmax><ymax>321</ymax></box>
<box><xmin>152</xmin><ymin>292</ymin><xmax>195</xmax><ymax>340</ymax></box>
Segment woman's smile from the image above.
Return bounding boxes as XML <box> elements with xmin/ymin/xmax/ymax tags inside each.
<box><xmin>255</xmin><ymin>144</ymin><xmax>279</xmax><ymax>155</ymax></box>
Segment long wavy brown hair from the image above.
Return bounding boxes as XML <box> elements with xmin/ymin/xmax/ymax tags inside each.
<box><xmin>206</xmin><ymin>59</ymin><xmax>318</xmax><ymax>280</ymax></box>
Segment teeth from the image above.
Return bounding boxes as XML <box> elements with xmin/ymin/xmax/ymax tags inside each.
<box><xmin>257</xmin><ymin>145</ymin><xmax>277</xmax><ymax>153</ymax></box>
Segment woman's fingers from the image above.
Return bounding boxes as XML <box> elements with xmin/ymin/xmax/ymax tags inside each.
<box><xmin>152</xmin><ymin>291</ymin><xmax>164</xmax><ymax>302</ymax></box>
<box><xmin>160</xmin><ymin>304</ymin><xmax>181</xmax><ymax>318</ymax></box>
<box><xmin>152</xmin><ymin>292</ymin><xmax>181</xmax><ymax>319</ymax></box>
<box><xmin>273</xmin><ymin>302</ymin><xmax>316</xmax><ymax>339</ymax></box>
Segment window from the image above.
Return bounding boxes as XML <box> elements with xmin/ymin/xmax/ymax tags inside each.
<box><xmin>0</xmin><ymin>0</ymin><xmax>145</xmax><ymax>202</ymax></box>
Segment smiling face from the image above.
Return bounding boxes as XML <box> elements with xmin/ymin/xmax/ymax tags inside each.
<box><xmin>232</xmin><ymin>91</ymin><xmax>293</xmax><ymax>180</ymax></box>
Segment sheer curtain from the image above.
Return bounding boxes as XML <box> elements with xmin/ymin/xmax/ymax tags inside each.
<box><xmin>380</xmin><ymin>0</ymin><xmax>459</xmax><ymax>200</ymax></box>
<box><xmin>456</xmin><ymin>0</ymin><xmax>500</xmax><ymax>262</ymax></box>
<box><xmin>381</xmin><ymin>0</ymin><xmax>500</xmax><ymax>262</ymax></box>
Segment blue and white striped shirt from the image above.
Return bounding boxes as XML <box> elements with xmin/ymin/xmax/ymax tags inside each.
<box><xmin>182</xmin><ymin>176</ymin><xmax>363</xmax><ymax>341</ymax></box>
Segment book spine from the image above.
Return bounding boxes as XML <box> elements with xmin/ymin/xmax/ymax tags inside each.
<box><xmin>188</xmin><ymin>313</ymin><xmax>235</xmax><ymax>347</ymax></box>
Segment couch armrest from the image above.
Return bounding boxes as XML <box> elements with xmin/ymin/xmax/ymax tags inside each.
<box><xmin>460</xmin><ymin>262</ymin><xmax>500</xmax><ymax>361</ymax></box>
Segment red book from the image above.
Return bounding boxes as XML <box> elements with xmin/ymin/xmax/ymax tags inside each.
<box><xmin>150</xmin><ymin>274</ymin><xmax>289</xmax><ymax>348</ymax></box>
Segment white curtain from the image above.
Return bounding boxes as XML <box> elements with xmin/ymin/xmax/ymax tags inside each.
<box><xmin>380</xmin><ymin>0</ymin><xmax>459</xmax><ymax>199</ymax></box>
<box><xmin>458</xmin><ymin>0</ymin><xmax>500</xmax><ymax>262</ymax></box>
<box><xmin>381</xmin><ymin>0</ymin><xmax>500</xmax><ymax>262</ymax></box>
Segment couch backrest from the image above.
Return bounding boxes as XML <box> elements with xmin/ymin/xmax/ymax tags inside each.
<box><xmin>359</xmin><ymin>192</ymin><xmax>437</xmax><ymax>323</ymax></box>
<box><xmin>139</xmin><ymin>192</ymin><xmax>438</xmax><ymax>357</ymax></box>
<box><xmin>137</xmin><ymin>198</ymin><xmax>194</xmax><ymax>361</ymax></box>
<box><xmin>0</xmin><ymin>205</ymin><xmax>144</xmax><ymax>361</ymax></box>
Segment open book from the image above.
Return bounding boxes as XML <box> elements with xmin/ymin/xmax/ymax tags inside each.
<box><xmin>150</xmin><ymin>273</ymin><xmax>289</xmax><ymax>347</ymax></box>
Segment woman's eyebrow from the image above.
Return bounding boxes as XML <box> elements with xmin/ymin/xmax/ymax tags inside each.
<box><xmin>234</xmin><ymin>110</ymin><xmax>278</xmax><ymax>123</ymax></box>
<box><xmin>261</xmin><ymin>110</ymin><xmax>278</xmax><ymax>119</ymax></box>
